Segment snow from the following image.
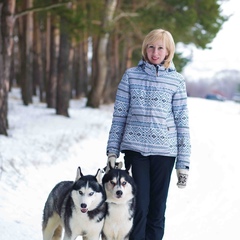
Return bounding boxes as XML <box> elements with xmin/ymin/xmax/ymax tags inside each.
<box><xmin>0</xmin><ymin>88</ymin><xmax>240</xmax><ymax>240</ymax></box>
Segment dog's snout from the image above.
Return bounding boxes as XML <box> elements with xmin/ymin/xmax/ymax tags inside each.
<box><xmin>80</xmin><ymin>203</ymin><xmax>88</xmax><ymax>213</ymax></box>
<box><xmin>81</xmin><ymin>203</ymin><xmax>87</xmax><ymax>208</ymax></box>
<box><xmin>116</xmin><ymin>190</ymin><xmax>123</xmax><ymax>196</ymax></box>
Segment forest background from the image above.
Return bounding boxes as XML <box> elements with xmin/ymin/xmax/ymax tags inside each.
<box><xmin>0</xmin><ymin>0</ymin><xmax>239</xmax><ymax>137</ymax></box>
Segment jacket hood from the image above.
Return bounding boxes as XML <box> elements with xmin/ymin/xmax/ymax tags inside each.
<box><xmin>138</xmin><ymin>59</ymin><xmax>176</xmax><ymax>76</ymax></box>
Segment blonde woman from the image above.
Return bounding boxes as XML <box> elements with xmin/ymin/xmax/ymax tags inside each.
<box><xmin>107</xmin><ymin>29</ymin><xmax>191</xmax><ymax>239</ymax></box>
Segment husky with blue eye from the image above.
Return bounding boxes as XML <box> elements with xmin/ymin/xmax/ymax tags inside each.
<box><xmin>42</xmin><ymin>166</ymin><xmax>106</xmax><ymax>240</ymax></box>
<box><xmin>102</xmin><ymin>164</ymin><xmax>137</xmax><ymax>240</ymax></box>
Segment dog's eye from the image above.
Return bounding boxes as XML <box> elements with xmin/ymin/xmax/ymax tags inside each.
<box><xmin>110</xmin><ymin>180</ymin><xmax>115</xmax><ymax>186</ymax></box>
<box><xmin>79</xmin><ymin>191</ymin><xmax>83</xmax><ymax>195</ymax></box>
<box><xmin>122</xmin><ymin>181</ymin><xmax>127</xmax><ymax>186</ymax></box>
<box><xmin>89</xmin><ymin>192</ymin><xmax>94</xmax><ymax>196</ymax></box>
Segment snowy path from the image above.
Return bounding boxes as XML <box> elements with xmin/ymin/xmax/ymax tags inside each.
<box><xmin>1</xmin><ymin>90</ymin><xmax>240</xmax><ymax>239</ymax></box>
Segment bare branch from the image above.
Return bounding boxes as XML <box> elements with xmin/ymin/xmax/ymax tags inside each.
<box><xmin>113</xmin><ymin>12</ymin><xmax>139</xmax><ymax>23</ymax></box>
<box><xmin>14</xmin><ymin>2</ymin><xmax>71</xmax><ymax>20</ymax></box>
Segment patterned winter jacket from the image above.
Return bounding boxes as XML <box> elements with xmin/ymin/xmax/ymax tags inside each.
<box><xmin>107</xmin><ymin>60</ymin><xmax>191</xmax><ymax>169</ymax></box>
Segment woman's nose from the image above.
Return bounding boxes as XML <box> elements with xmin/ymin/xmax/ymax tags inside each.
<box><xmin>153</xmin><ymin>47</ymin><xmax>158</xmax><ymax>54</ymax></box>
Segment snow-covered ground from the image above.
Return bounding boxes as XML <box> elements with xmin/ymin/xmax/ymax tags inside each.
<box><xmin>0</xmin><ymin>88</ymin><xmax>240</xmax><ymax>240</ymax></box>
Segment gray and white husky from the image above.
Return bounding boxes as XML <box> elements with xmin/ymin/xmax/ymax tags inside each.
<box><xmin>102</xmin><ymin>164</ymin><xmax>136</xmax><ymax>240</ymax></box>
<box><xmin>42</xmin><ymin>166</ymin><xmax>106</xmax><ymax>240</ymax></box>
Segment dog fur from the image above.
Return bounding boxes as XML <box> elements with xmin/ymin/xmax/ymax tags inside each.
<box><xmin>101</xmin><ymin>165</ymin><xmax>136</xmax><ymax>240</ymax></box>
<box><xmin>42</xmin><ymin>167</ymin><xmax>106</xmax><ymax>240</ymax></box>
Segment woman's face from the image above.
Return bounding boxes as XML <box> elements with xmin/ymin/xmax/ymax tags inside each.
<box><xmin>146</xmin><ymin>40</ymin><xmax>168</xmax><ymax>65</ymax></box>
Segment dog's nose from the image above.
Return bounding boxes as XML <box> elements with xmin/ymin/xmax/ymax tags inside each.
<box><xmin>81</xmin><ymin>203</ymin><xmax>87</xmax><ymax>208</ymax></box>
<box><xmin>116</xmin><ymin>190</ymin><xmax>123</xmax><ymax>196</ymax></box>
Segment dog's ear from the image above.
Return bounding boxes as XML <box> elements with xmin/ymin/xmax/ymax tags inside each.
<box><xmin>115</xmin><ymin>162</ymin><xmax>123</xmax><ymax>169</ymax></box>
<box><xmin>75</xmin><ymin>166</ymin><xmax>84</xmax><ymax>181</ymax></box>
<box><xmin>105</xmin><ymin>161</ymin><xmax>123</xmax><ymax>173</ymax></box>
<box><xmin>126</xmin><ymin>165</ymin><xmax>133</xmax><ymax>177</ymax></box>
<box><xmin>95</xmin><ymin>168</ymin><xmax>104</xmax><ymax>184</ymax></box>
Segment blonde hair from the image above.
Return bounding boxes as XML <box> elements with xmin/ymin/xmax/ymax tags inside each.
<box><xmin>141</xmin><ymin>29</ymin><xmax>175</xmax><ymax>68</ymax></box>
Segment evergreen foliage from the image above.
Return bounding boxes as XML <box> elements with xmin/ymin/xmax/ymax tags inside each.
<box><xmin>0</xmin><ymin>0</ymin><xmax>229</xmax><ymax>135</ymax></box>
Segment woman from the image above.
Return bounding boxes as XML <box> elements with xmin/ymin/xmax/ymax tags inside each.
<box><xmin>106</xmin><ymin>29</ymin><xmax>191</xmax><ymax>240</ymax></box>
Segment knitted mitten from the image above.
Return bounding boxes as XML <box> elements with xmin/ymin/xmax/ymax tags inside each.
<box><xmin>107</xmin><ymin>153</ymin><xmax>117</xmax><ymax>168</ymax></box>
<box><xmin>176</xmin><ymin>169</ymin><xmax>189</xmax><ymax>188</ymax></box>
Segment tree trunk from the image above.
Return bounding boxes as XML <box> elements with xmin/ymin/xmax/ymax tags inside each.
<box><xmin>86</xmin><ymin>0</ymin><xmax>118</xmax><ymax>108</ymax></box>
<box><xmin>56</xmin><ymin>16</ymin><xmax>70</xmax><ymax>117</ymax></box>
<box><xmin>45</xmin><ymin>12</ymin><xmax>51</xmax><ymax>95</ymax></box>
<box><xmin>33</xmin><ymin>14</ymin><xmax>44</xmax><ymax>101</ymax></box>
<box><xmin>21</xmin><ymin>0</ymin><xmax>33</xmax><ymax>105</ymax></box>
<box><xmin>103</xmin><ymin>32</ymin><xmax>119</xmax><ymax>103</ymax></box>
<box><xmin>0</xmin><ymin>0</ymin><xmax>16</xmax><ymax>136</ymax></box>
<box><xmin>47</xmin><ymin>13</ymin><xmax>59</xmax><ymax>108</ymax></box>
<box><xmin>68</xmin><ymin>40</ymin><xmax>75</xmax><ymax>99</ymax></box>
<box><xmin>75</xmin><ymin>35</ymin><xmax>88</xmax><ymax>99</ymax></box>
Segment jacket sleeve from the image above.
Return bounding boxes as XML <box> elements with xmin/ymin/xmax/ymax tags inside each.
<box><xmin>106</xmin><ymin>71</ymin><xmax>130</xmax><ymax>157</ymax></box>
<box><xmin>172</xmin><ymin>76</ymin><xmax>191</xmax><ymax>169</ymax></box>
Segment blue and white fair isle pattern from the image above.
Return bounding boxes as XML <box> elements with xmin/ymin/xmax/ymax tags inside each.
<box><xmin>107</xmin><ymin>60</ymin><xmax>191</xmax><ymax>169</ymax></box>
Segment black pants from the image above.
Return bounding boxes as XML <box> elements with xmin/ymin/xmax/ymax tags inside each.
<box><xmin>124</xmin><ymin>151</ymin><xmax>175</xmax><ymax>240</ymax></box>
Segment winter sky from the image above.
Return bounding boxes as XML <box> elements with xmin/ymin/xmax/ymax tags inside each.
<box><xmin>183</xmin><ymin>0</ymin><xmax>240</xmax><ymax>80</ymax></box>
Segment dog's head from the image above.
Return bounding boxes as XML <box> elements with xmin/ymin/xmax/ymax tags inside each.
<box><xmin>71</xmin><ymin>167</ymin><xmax>106</xmax><ymax>213</ymax></box>
<box><xmin>102</xmin><ymin>167</ymin><xmax>136</xmax><ymax>204</ymax></box>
